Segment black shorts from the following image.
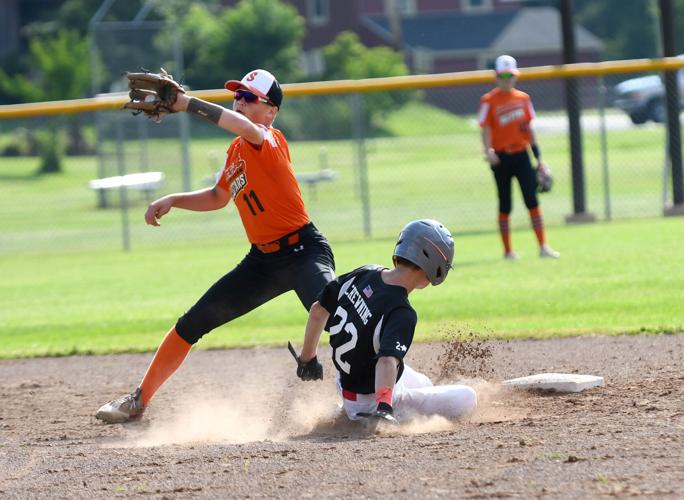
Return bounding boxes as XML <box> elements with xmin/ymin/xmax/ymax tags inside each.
<box><xmin>491</xmin><ymin>150</ymin><xmax>539</xmax><ymax>214</ymax></box>
<box><xmin>175</xmin><ymin>222</ymin><xmax>335</xmax><ymax>344</ymax></box>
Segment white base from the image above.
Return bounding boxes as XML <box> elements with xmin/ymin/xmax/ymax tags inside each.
<box><xmin>503</xmin><ymin>373</ymin><xmax>605</xmax><ymax>393</ymax></box>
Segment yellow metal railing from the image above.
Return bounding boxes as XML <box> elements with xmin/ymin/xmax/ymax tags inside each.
<box><xmin>2</xmin><ymin>57</ymin><xmax>684</xmax><ymax>119</ymax></box>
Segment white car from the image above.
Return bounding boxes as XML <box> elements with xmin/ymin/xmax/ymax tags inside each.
<box><xmin>613</xmin><ymin>64</ymin><xmax>684</xmax><ymax>125</ymax></box>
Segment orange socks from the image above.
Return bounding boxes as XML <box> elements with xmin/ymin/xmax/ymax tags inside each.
<box><xmin>498</xmin><ymin>212</ymin><xmax>512</xmax><ymax>253</ymax></box>
<box><xmin>138</xmin><ymin>327</ymin><xmax>192</xmax><ymax>406</ymax></box>
<box><xmin>529</xmin><ymin>207</ymin><xmax>546</xmax><ymax>246</ymax></box>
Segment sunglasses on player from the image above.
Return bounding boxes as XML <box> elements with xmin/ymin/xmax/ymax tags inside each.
<box><xmin>234</xmin><ymin>89</ymin><xmax>275</xmax><ymax>106</ymax></box>
<box><xmin>497</xmin><ymin>73</ymin><xmax>515</xmax><ymax>80</ymax></box>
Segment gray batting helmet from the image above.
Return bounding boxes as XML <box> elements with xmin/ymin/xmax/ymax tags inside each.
<box><xmin>393</xmin><ymin>219</ymin><xmax>454</xmax><ymax>286</ymax></box>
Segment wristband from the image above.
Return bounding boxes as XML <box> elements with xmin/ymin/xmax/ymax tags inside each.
<box><xmin>530</xmin><ymin>143</ymin><xmax>541</xmax><ymax>160</ymax></box>
<box><xmin>376</xmin><ymin>386</ymin><xmax>393</xmax><ymax>406</ymax></box>
<box><xmin>187</xmin><ymin>97</ymin><xmax>223</xmax><ymax>124</ymax></box>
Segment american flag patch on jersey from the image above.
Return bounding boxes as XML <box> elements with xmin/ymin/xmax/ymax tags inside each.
<box><xmin>363</xmin><ymin>285</ymin><xmax>373</xmax><ymax>298</ymax></box>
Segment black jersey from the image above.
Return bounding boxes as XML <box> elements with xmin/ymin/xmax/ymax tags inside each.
<box><xmin>317</xmin><ymin>265</ymin><xmax>417</xmax><ymax>394</ymax></box>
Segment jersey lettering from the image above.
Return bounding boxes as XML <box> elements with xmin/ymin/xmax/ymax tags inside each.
<box><xmin>225</xmin><ymin>153</ymin><xmax>248</xmax><ymax>199</ymax></box>
<box><xmin>343</xmin><ymin>284</ymin><xmax>373</xmax><ymax>325</ymax></box>
<box><xmin>498</xmin><ymin>108</ymin><xmax>525</xmax><ymax>126</ymax></box>
<box><xmin>230</xmin><ymin>173</ymin><xmax>247</xmax><ymax>198</ymax></box>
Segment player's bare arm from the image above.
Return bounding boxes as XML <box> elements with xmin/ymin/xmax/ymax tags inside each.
<box><xmin>527</xmin><ymin>126</ymin><xmax>545</xmax><ymax>166</ymax></box>
<box><xmin>375</xmin><ymin>356</ymin><xmax>400</xmax><ymax>390</ymax></box>
<box><xmin>300</xmin><ymin>301</ymin><xmax>330</xmax><ymax>361</ymax></box>
<box><xmin>144</xmin><ymin>184</ymin><xmax>231</xmax><ymax>226</ymax></box>
<box><xmin>172</xmin><ymin>93</ymin><xmax>266</xmax><ymax>145</ymax></box>
<box><xmin>482</xmin><ymin>127</ymin><xmax>500</xmax><ymax>165</ymax></box>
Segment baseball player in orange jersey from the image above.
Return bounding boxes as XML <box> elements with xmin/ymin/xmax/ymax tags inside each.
<box><xmin>95</xmin><ymin>69</ymin><xmax>336</xmax><ymax>423</ymax></box>
<box><xmin>479</xmin><ymin>55</ymin><xmax>560</xmax><ymax>260</ymax></box>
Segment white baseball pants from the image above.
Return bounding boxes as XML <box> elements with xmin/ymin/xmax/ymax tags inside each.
<box><xmin>337</xmin><ymin>365</ymin><xmax>477</xmax><ymax>422</ymax></box>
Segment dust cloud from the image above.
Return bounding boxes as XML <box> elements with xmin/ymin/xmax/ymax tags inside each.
<box><xmin>115</xmin><ymin>380</ymin><xmax>340</xmax><ymax>447</ymax></box>
<box><xmin>108</xmin><ymin>330</ymin><xmax>525</xmax><ymax>447</ymax></box>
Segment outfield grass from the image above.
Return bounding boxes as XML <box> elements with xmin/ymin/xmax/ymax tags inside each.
<box><xmin>0</xmin><ymin>103</ymin><xmax>670</xmax><ymax>254</ymax></box>
<box><xmin>1</xmin><ymin>101</ymin><xmax>680</xmax><ymax>358</ymax></box>
<box><xmin>0</xmin><ymin>217</ymin><xmax>681</xmax><ymax>358</ymax></box>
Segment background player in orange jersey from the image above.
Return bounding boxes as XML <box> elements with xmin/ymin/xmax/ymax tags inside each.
<box><xmin>95</xmin><ymin>69</ymin><xmax>336</xmax><ymax>423</ymax></box>
<box><xmin>478</xmin><ymin>55</ymin><xmax>560</xmax><ymax>260</ymax></box>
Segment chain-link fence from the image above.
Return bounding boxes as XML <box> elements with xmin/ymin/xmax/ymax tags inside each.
<box><xmin>0</xmin><ymin>71</ymin><xmax>676</xmax><ymax>255</ymax></box>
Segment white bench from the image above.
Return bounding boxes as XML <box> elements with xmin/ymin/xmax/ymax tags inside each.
<box><xmin>296</xmin><ymin>169</ymin><xmax>337</xmax><ymax>200</ymax></box>
<box><xmin>89</xmin><ymin>171</ymin><xmax>165</xmax><ymax>208</ymax></box>
<box><xmin>203</xmin><ymin>168</ymin><xmax>337</xmax><ymax>199</ymax></box>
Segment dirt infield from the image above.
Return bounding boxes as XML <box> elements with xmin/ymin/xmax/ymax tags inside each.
<box><xmin>1</xmin><ymin>334</ymin><xmax>683</xmax><ymax>499</ymax></box>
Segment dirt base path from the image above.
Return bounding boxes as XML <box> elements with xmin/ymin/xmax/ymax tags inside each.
<box><xmin>1</xmin><ymin>334</ymin><xmax>683</xmax><ymax>498</ymax></box>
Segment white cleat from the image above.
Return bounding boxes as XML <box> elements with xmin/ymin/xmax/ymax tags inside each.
<box><xmin>540</xmin><ymin>245</ymin><xmax>560</xmax><ymax>259</ymax></box>
<box><xmin>504</xmin><ymin>251</ymin><xmax>519</xmax><ymax>261</ymax></box>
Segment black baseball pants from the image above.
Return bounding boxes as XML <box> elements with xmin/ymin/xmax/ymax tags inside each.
<box><xmin>491</xmin><ymin>150</ymin><xmax>539</xmax><ymax>214</ymax></box>
<box><xmin>175</xmin><ymin>222</ymin><xmax>335</xmax><ymax>344</ymax></box>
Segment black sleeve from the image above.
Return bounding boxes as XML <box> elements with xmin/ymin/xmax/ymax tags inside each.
<box><xmin>377</xmin><ymin>307</ymin><xmax>417</xmax><ymax>360</ymax></box>
<box><xmin>317</xmin><ymin>278</ymin><xmax>340</xmax><ymax>314</ymax></box>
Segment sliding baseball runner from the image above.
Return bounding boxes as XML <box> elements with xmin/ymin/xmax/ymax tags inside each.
<box><xmin>290</xmin><ymin>219</ymin><xmax>477</xmax><ymax>424</ymax></box>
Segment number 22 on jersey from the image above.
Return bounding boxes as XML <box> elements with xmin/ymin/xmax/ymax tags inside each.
<box><xmin>329</xmin><ymin>306</ymin><xmax>358</xmax><ymax>374</ymax></box>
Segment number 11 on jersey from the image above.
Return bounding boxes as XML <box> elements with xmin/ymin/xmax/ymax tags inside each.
<box><xmin>243</xmin><ymin>189</ymin><xmax>264</xmax><ymax>215</ymax></box>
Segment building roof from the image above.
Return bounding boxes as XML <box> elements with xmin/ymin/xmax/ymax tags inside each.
<box><xmin>362</xmin><ymin>7</ymin><xmax>603</xmax><ymax>53</ymax></box>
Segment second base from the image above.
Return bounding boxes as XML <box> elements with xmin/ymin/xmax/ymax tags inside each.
<box><xmin>503</xmin><ymin>373</ymin><xmax>605</xmax><ymax>393</ymax></box>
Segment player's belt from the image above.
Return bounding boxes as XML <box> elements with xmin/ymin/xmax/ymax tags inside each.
<box><xmin>496</xmin><ymin>146</ymin><xmax>528</xmax><ymax>155</ymax></box>
<box><xmin>254</xmin><ymin>222</ymin><xmax>312</xmax><ymax>254</ymax></box>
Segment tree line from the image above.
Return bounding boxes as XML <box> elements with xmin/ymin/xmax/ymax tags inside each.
<box><xmin>0</xmin><ymin>0</ymin><xmax>680</xmax><ymax>172</ymax></box>
<box><xmin>3</xmin><ymin>0</ymin><xmax>682</xmax><ymax>106</ymax></box>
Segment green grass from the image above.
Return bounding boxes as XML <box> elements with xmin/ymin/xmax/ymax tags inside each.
<box><xmin>0</xmin><ymin>217</ymin><xmax>681</xmax><ymax>358</ymax></box>
<box><xmin>0</xmin><ymin>102</ymin><xmax>671</xmax><ymax>254</ymax></box>
<box><xmin>0</xmin><ymin>101</ymin><xmax>681</xmax><ymax>358</ymax></box>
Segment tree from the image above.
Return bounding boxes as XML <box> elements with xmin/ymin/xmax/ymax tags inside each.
<box><xmin>574</xmin><ymin>0</ymin><xmax>658</xmax><ymax>60</ymax></box>
<box><xmin>24</xmin><ymin>0</ymin><xmax>150</xmax><ymax>37</ymax></box>
<box><xmin>323</xmin><ymin>32</ymin><xmax>414</xmax><ymax>133</ymax></box>
<box><xmin>670</xmin><ymin>0</ymin><xmax>684</xmax><ymax>55</ymax></box>
<box><xmin>180</xmin><ymin>0</ymin><xmax>305</xmax><ymax>90</ymax></box>
<box><xmin>0</xmin><ymin>30</ymin><xmax>95</xmax><ymax>170</ymax></box>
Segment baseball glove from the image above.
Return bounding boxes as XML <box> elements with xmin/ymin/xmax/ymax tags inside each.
<box><xmin>288</xmin><ymin>341</ymin><xmax>323</xmax><ymax>381</ymax></box>
<box><xmin>123</xmin><ymin>68</ymin><xmax>185</xmax><ymax>123</ymax></box>
<box><xmin>536</xmin><ymin>163</ymin><xmax>554</xmax><ymax>193</ymax></box>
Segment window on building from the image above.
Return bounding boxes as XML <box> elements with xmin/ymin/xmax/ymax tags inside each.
<box><xmin>300</xmin><ymin>49</ymin><xmax>325</xmax><ymax>78</ymax></box>
<box><xmin>397</xmin><ymin>0</ymin><xmax>416</xmax><ymax>16</ymax></box>
<box><xmin>308</xmin><ymin>0</ymin><xmax>330</xmax><ymax>26</ymax></box>
<box><xmin>463</xmin><ymin>0</ymin><xmax>493</xmax><ymax>13</ymax></box>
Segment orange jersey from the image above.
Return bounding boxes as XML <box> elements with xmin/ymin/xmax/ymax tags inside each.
<box><xmin>478</xmin><ymin>88</ymin><xmax>535</xmax><ymax>153</ymax></box>
<box><xmin>216</xmin><ymin>126</ymin><xmax>309</xmax><ymax>244</ymax></box>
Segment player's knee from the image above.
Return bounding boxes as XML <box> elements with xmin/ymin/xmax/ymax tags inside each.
<box><xmin>443</xmin><ymin>385</ymin><xmax>477</xmax><ymax>418</ymax></box>
<box><xmin>498</xmin><ymin>200</ymin><xmax>512</xmax><ymax>214</ymax></box>
<box><xmin>459</xmin><ymin>386</ymin><xmax>478</xmax><ymax>415</ymax></box>
<box><xmin>175</xmin><ymin>311</ymin><xmax>218</xmax><ymax>345</ymax></box>
<box><xmin>524</xmin><ymin>198</ymin><xmax>539</xmax><ymax>210</ymax></box>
